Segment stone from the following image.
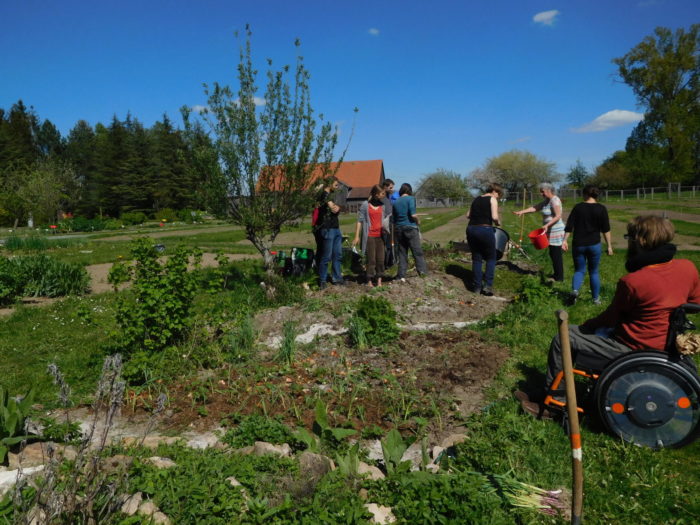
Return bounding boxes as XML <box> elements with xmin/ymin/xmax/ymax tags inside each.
<box><xmin>364</xmin><ymin>503</ymin><xmax>396</xmax><ymax>524</ymax></box>
<box><xmin>299</xmin><ymin>451</ymin><xmax>335</xmax><ymax>480</ymax></box>
<box><xmin>101</xmin><ymin>454</ymin><xmax>133</xmax><ymax>474</ymax></box>
<box><xmin>8</xmin><ymin>442</ymin><xmax>79</xmax><ymax>469</ymax></box>
<box><xmin>152</xmin><ymin>511</ymin><xmax>172</xmax><ymax>524</ymax></box>
<box><xmin>144</xmin><ymin>456</ymin><xmax>177</xmax><ymax>469</ymax></box>
<box><xmin>226</xmin><ymin>476</ymin><xmax>242</xmax><ymax>487</ymax></box>
<box><xmin>363</xmin><ymin>439</ymin><xmax>383</xmax><ymax>462</ymax></box>
<box><xmin>358</xmin><ymin>462</ymin><xmax>384</xmax><ymax>480</ymax></box>
<box><xmin>439</xmin><ymin>433</ymin><xmax>467</xmax><ymax>449</ymax></box>
<box><xmin>0</xmin><ymin>466</ymin><xmax>44</xmax><ymax>496</ymax></box>
<box><xmin>233</xmin><ymin>445</ymin><xmax>255</xmax><ymax>456</ymax></box>
<box><xmin>120</xmin><ymin>492</ymin><xmax>143</xmax><ymax>515</ymax></box>
<box><xmin>253</xmin><ymin>441</ymin><xmax>292</xmax><ymax>457</ymax></box>
<box><xmin>400</xmin><ymin>442</ymin><xmax>424</xmax><ymax>471</ymax></box>
<box><xmin>122</xmin><ymin>435</ymin><xmax>179</xmax><ymax>449</ymax></box>
<box><xmin>431</xmin><ymin>445</ymin><xmax>445</xmax><ymax>461</ymax></box>
<box><xmin>138</xmin><ymin>500</ymin><xmax>158</xmax><ymax>516</ymax></box>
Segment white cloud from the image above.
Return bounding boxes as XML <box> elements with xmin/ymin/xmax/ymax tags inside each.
<box><xmin>510</xmin><ymin>136</ymin><xmax>532</xmax><ymax>144</ymax></box>
<box><xmin>571</xmin><ymin>110</ymin><xmax>644</xmax><ymax>133</ymax></box>
<box><xmin>232</xmin><ymin>97</ymin><xmax>266</xmax><ymax>107</ymax></box>
<box><xmin>368</xmin><ymin>28</ymin><xmax>380</xmax><ymax>36</ymax></box>
<box><xmin>192</xmin><ymin>105</ymin><xmax>208</xmax><ymax>114</ymax></box>
<box><xmin>533</xmin><ymin>10</ymin><xmax>560</xmax><ymax>26</ymax></box>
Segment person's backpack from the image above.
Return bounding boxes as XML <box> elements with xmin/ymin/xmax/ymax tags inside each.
<box><xmin>311</xmin><ymin>207</ymin><xmax>320</xmax><ymax>228</ymax></box>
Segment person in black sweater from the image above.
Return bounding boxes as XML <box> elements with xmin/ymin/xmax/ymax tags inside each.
<box><xmin>562</xmin><ymin>185</ymin><xmax>613</xmax><ymax>304</ymax></box>
<box><xmin>466</xmin><ymin>183</ymin><xmax>504</xmax><ymax>296</ymax></box>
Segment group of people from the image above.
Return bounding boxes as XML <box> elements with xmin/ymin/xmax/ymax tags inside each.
<box><xmin>313</xmin><ymin>177</ymin><xmax>428</xmax><ymax>289</ymax></box>
<box><xmin>468</xmin><ymin>182</ymin><xmax>613</xmax><ymax>305</ymax></box>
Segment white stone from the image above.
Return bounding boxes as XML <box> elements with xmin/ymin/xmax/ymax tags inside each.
<box><xmin>144</xmin><ymin>457</ymin><xmax>177</xmax><ymax>469</ymax></box>
<box><xmin>0</xmin><ymin>466</ymin><xmax>44</xmax><ymax>496</ymax></box>
<box><xmin>364</xmin><ymin>503</ymin><xmax>396</xmax><ymax>524</ymax></box>
<box><xmin>253</xmin><ymin>441</ymin><xmax>292</xmax><ymax>457</ymax></box>
<box><xmin>358</xmin><ymin>462</ymin><xmax>384</xmax><ymax>480</ymax></box>
<box><xmin>121</xmin><ymin>492</ymin><xmax>143</xmax><ymax>515</ymax></box>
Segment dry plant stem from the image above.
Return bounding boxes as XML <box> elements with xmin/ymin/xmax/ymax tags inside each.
<box><xmin>11</xmin><ymin>355</ymin><xmax>168</xmax><ymax>525</ymax></box>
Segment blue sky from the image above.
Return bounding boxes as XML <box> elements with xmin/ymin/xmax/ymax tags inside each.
<box><xmin>2</xmin><ymin>0</ymin><xmax>698</xmax><ymax>188</ymax></box>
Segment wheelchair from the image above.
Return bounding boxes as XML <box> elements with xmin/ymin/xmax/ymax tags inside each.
<box><xmin>544</xmin><ymin>303</ymin><xmax>700</xmax><ymax>449</ymax></box>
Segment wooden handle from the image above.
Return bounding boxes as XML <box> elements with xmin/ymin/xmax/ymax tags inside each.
<box><xmin>556</xmin><ymin>309</ymin><xmax>583</xmax><ymax>524</ymax></box>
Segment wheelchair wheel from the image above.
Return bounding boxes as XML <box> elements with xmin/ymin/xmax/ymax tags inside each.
<box><xmin>594</xmin><ymin>352</ymin><xmax>700</xmax><ymax>449</ymax></box>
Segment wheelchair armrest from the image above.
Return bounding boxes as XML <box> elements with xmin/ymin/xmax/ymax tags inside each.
<box><xmin>681</xmin><ymin>303</ymin><xmax>700</xmax><ymax>314</ymax></box>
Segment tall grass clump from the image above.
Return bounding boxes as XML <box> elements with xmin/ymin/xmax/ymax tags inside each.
<box><xmin>13</xmin><ymin>255</ymin><xmax>90</xmax><ymax>297</ymax></box>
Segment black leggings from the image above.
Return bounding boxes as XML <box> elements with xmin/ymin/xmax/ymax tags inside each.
<box><xmin>549</xmin><ymin>245</ymin><xmax>564</xmax><ymax>282</ymax></box>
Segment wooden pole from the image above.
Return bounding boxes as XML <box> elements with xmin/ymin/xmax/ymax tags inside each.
<box><xmin>556</xmin><ymin>310</ymin><xmax>583</xmax><ymax>525</ymax></box>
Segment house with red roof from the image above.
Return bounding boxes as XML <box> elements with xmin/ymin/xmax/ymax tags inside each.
<box><xmin>330</xmin><ymin>159</ymin><xmax>386</xmax><ymax>212</ymax></box>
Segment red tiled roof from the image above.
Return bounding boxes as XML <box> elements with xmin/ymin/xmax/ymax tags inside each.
<box><xmin>259</xmin><ymin>160</ymin><xmax>385</xmax><ymax>199</ymax></box>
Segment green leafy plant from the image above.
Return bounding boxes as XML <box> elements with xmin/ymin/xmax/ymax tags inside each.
<box><xmin>38</xmin><ymin>417</ymin><xmax>82</xmax><ymax>444</ymax></box>
<box><xmin>8</xmin><ymin>255</ymin><xmax>89</xmax><ymax>297</ymax></box>
<box><xmin>222</xmin><ymin>414</ymin><xmax>299</xmax><ymax>449</ymax></box>
<box><xmin>335</xmin><ymin>442</ymin><xmax>361</xmax><ymax>477</ymax></box>
<box><xmin>514</xmin><ymin>276</ymin><xmax>550</xmax><ymax>304</ymax></box>
<box><xmin>108</xmin><ymin>238</ymin><xmax>202</xmax><ymax>358</ymax></box>
<box><xmin>347</xmin><ymin>295</ymin><xmax>400</xmax><ymax>348</ymax></box>
<box><xmin>0</xmin><ymin>257</ymin><xmax>23</xmax><ymax>306</ymax></box>
<box><xmin>381</xmin><ymin>428</ymin><xmax>411</xmax><ymax>475</ymax></box>
<box><xmin>226</xmin><ymin>315</ymin><xmax>257</xmax><ymax>362</ymax></box>
<box><xmin>0</xmin><ymin>386</ymin><xmax>36</xmax><ymax>463</ymax></box>
<box><xmin>294</xmin><ymin>400</ymin><xmax>356</xmax><ymax>453</ymax></box>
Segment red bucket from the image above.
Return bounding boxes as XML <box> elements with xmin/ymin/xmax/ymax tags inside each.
<box><xmin>528</xmin><ymin>228</ymin><xmax>549</xmax><ymax>250</ymax></box>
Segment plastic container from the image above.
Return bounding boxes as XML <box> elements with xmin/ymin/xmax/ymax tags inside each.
<box><xmin>528</xmin><ymin>228</ymin><xmax>549</xmax><ymax>250</ymax></box>
<box><xmin>495</xmin><ymin>228</ymin><xmax>510</xmax><ymax>260</ymax></box>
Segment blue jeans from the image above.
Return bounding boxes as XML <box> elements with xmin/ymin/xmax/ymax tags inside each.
<box><xmin>572</xmin><ymin>243</ymin><xmax>602</xmax><ymax>299</ymax></box>
<box><xmin>467</xmin><ymin>225</ymin><xmax>496</xmax><ymax>289</ymax></box>
<box><xmin>318</xmin><ymin>228</ymin><xmax>343</xmax><ymax>283</ymax></box>
<box><xmin>396</xmin><ymin>226</ymin><xmax>428</xmax><ymax>278</ymax></box>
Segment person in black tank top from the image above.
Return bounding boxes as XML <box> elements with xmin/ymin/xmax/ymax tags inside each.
<box><xmin>466</xmin><ymin>183</ymin><xmax>503</xmax><ymax>296</ymax></box>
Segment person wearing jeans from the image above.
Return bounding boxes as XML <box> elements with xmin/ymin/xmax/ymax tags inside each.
<box><xmin>315</xmin><ymin>176</ymin><xmax>345</xmax><ymax>289</ymax></box>
<box><xmin>318</xmin><ymin>227</ymin><xmax>343</xmax><ymax>286</ymax></box>
<box><xmin>562</xmin><ymin>185</ymin><xmax>612</xmax><ymax>304</ymax></box>
<box><xmin>393</xmin><ymin>183</ymin><xmax>428</xmax><ymax>280</ymax></box>
<box><xmin>466</xmin><ymin>183</ymin><xmax>503</xmax><ymax>296</ymax></box>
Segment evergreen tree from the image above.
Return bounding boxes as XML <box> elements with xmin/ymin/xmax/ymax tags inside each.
<box><xmin>65</xmin><ymin>120</ymin><xmax>98</xmax><ymax>216</ymax></box>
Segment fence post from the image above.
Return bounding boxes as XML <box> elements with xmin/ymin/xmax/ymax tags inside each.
<box><xmin>605</xmin><ymin>190</ymin><xmax>608</xmax><ymax>201</ymax></box>
<box><xmin>637</xmin><ymin>188</ymin><xmax>639</xmax><ymax>200</ymax></box>
<box><xmin>651</xmin><ymin>188</ymin><xmax>654</xmax><ymax>199</ymax></box>
<box><xmin>620</xmin><ymin>189</ymin><xmax>623</xmax><ymax>201</ymax></box>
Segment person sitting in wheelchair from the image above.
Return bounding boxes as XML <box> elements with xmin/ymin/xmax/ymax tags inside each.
<box><xmin>519</xmin><ymin>215</ymin><xmax>700</xmax><ymax>419</ymax></box>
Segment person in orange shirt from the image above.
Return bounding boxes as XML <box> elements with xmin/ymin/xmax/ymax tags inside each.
<box><xmin>519</xmin><ymin>215</ymin><xmax>700</xmax><ymax>418</ymax></box>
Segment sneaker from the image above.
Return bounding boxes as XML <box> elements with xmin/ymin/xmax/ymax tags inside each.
<box><xmin>332</xmin><ymin>279</ymin><xmax>346</xmax><ymax>286</ymax></box>
<box><xmin>319</xmin><ymin>282</ymin><xmax>327</xmax><ymax>291</ymax></box>
<box><xmin>593</xmin><ymin>297</ymin><xmax>602</xmax><ymax>305</ymax></box>
<box><xmin>566</xmin><ymin>290</ymin><xmax>579</xmax><ymax>306</ymax></box>
<box><xmin>519</xmin><ymin>399</ymin><xmax>555</xmax><ymax>420</ymax></box>
<box><xmin>481</xmin><ymin>286</ymin><xmax>493</xmax><ymax>297</ymax></box>
<box><xmin>513</xmin><ymin>390</ymin><xmax>531</xmax><ymax>403</ymax></box>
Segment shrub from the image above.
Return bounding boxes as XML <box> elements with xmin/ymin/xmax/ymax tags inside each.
<box><xmin>347</xmin><ymin>296</ymin><xmax>400</xmax><ymax>347</ymax></box>
<box><xmin>108</xmin><ymin>238</ymin><xmax>202</xmax><ymax>358</ymax></box>
<box><xmin>177</xmin><ymin>208</ymin><xmax>203</xmax><ymax>223</ymax></box>
<box><xmin>154</xmin><ymin>207</ymin><xmax>178</xmax><ymax>223</ymax></box>
<box><xmin>222</xmin><ymin>414</ymin><xmax>300</xmax><ymax>449</ymax></box>
<box><xmin>62</xmin><ymin>216</ymin><xmax>108</xmax><ymax>232</ymax></box>
<box><xmin>12</xmin><ymin>255</ymin><xmax>90</xmax><ymax>297</ymax></box>
<box><xmin>120</xmin><ymin>211</ymin><xmax>147</xmax><ymax>226</ymax></box>
<box><xmin>0</xmin><ymin>257</ymin><xmax>23</xmax><ymax>305</ymax></box>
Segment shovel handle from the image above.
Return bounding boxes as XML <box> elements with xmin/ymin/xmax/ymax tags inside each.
<box><xmin>556</xmin><ymin>310</ymin><xmax>583</xmax><ymax>524</ymax></box>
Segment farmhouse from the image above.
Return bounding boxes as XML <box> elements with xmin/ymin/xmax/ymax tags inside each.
<box><xmin>330</xmin><ymin>159</ymin><xmax>386</xmax><ymax>212</ymax></box>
